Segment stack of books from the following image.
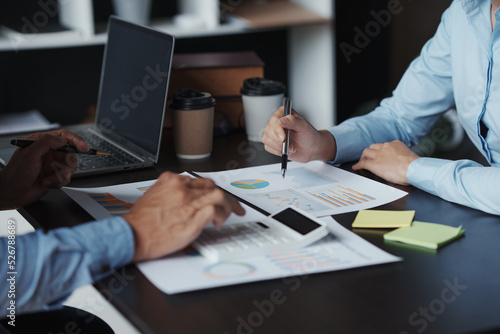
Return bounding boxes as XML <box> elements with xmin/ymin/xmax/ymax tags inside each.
<box><xmin>166</xmin><ymin>51</ymin><xmax>265</xmax><ymax>130</ymax></box>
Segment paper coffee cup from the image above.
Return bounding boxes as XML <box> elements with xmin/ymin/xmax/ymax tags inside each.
<box><xmin>169</xmin><ymin>89</ymin><xmax>215</xmax><ymax>159</ymax></box>
<box><xmin>241</xmin><ymin>78</ymin><xmax>286</xmax><ymax>142</ymax></box>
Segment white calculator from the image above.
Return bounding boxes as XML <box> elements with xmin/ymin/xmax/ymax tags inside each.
<box><xmin>192</xmin><ymin>206</ymin><xmax>329</xmax><ymax>262</ymax></box>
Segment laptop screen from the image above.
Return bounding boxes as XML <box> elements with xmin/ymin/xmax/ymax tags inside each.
<box><xmin>96</xmin><ymin>17</ymin><xmax>174</xmax><ymax>160</ymax></box>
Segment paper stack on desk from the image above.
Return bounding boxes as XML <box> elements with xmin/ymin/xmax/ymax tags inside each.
<box><xmin>63</xmin><ymin>163</ymin><xmax>405</xmax><ymax>294</ymax></box>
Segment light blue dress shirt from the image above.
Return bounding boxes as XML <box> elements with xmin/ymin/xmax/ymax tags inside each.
<box><xmin>330</xmin><ymin>0</ymin><xmax>500</xmax><ymax>215</ymax></box>
<box><xmin>0</xmin><ymin>216</ymin><xmax>134</xmax><ymax>314</ymax></box>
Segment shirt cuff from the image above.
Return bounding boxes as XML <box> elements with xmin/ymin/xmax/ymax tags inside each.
<box><xmin>70</xmin><ymin>216</ymin><xmax>135</xmax><ymax>280</ymax></box>
<box><xmin>327</xmin><ymin>124</ymin><xmax>365</xmax><ymax>164</ymax></box>
<box><xmin>407</xmin><ymin>157</ymin><xmax>450</xmax><ymax>196</ymax></box>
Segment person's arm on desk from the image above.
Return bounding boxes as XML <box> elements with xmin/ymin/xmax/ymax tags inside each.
<box><xmin>262</xmin><ymin>2</ymin><xmax>500</xmax><ymax>215</ymax></box>
<box><xmin>0</xmin><ymin>131</ymin><xmax>244</xmax><ymax>314</ymax></box>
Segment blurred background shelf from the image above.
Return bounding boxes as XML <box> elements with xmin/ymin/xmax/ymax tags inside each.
<box><xmin>0</xmin><ymin>1</ymin><xmax>332</xmax><ymax>52</ymax></box>
<box><xmin>0</xmin><ymin>0</ymin><xmax>334</xmax><ymax>131</ymax></box>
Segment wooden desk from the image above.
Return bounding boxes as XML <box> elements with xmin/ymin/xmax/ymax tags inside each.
<box><xmin>9</xmin><ymin>130</ymin><xmax>500</xmax><ymax>334</ymax></box>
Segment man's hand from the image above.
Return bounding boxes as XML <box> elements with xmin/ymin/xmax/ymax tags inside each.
<box><xmin>261</xmin><ymin>106</ymin><xmax>337</xmax><ymax>162</ymax></box>
<box><xmin>352</xmin><ymin>140</ymin><xmax>420</xmax><ymax>185</ymax></box>
<box><xmin>123</xmin><ymin>172</ymin><xmax>245</xmax><ymax>262</ymax></box>
<box><xmin>0</xmin><ymin>130</ymin><xmax>89</xmax><ymax>210</ymax></box>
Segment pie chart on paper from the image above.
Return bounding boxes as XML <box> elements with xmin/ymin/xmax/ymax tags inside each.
<box><xmin>230</xmin><ymin>179</ymin><xmax>270</xmax><ymax>190</ymax></box>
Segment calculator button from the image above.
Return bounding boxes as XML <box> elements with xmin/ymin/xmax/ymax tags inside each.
<box><xmin>251</xmin><ymin>240</ymin><xmax>264</xmax><ymax>247</ymax></box>
<box><xmin>265</xmin><ymin>236</ymin><xmax>279</xmax><ymax>244</ymax></box>
<box><xmin>192</xmin><ymin>215</ymin><xmax>328</xmax><ymax>262</ymax></box>
<box><xmin>238</xmin><ymin>240</ymin><xmax>255</xmax><ymax>248</ymax></box>
<box><xmin>224</xmin><ymin>240</ymin><xmax>238</xmax><ymax>247</ymax></box>
<box><xmin>235</xmin><ymin>241</ymin><xmax>250</xmax><ymax>249</ymax></box>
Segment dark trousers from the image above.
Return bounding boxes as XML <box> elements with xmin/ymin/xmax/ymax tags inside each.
<box><xmin>0</xmin><ymin>306</ymin><xmax>114</xmax><ymax>334</ymax></box>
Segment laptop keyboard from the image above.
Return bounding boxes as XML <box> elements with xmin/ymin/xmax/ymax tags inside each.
<box><xmin>74</xmin><ymin>130</ymin><xmax>142</xmax><ymax>171</ymax></box>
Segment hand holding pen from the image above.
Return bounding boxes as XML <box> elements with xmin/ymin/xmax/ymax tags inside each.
<box><xmin>261</xmin><ymin>100</ymin><xmax>337</xmax><ymax>165</ymax></box>
<box><xmin>281</xmin><ymin>98</ymin><xmax>292</xmax><ymax>178</ymax></box>
<box><xmin>11</xmin><ymin>139</ymin><xmax>109</xmax><ymax>155</ymax></box>
<box><xmin>1</xmin><ymin>130</ymin><xmax>92</xmax><ymax>209</ymax></box>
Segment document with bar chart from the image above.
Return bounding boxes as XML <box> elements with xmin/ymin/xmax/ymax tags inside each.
<box><xmin>197</xmin><ymin>161</ymin><xmax>407</xmax><ymax>217</ymax></box>
<box><xmin>62</xmin><ymin>176</ymin><xmax>266</xmax><ymax>224</ymax></box>
<box><xmin>62</xmin><ymin>180</ymin><xmax>157</xmax><ymax>220</ymax></box>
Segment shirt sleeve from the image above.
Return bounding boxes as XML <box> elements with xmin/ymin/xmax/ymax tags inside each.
<box><xmin>0</xmin><ymin>216</ymin><xmax>134</xmax><ymax>314</ymax></box>
<box><xmin>408</xmin><ymin>158</ymin><xmax>500</xmax><ymax>215</ymax></box>
<box><xmin>330</xmin><ymin>3</ymin><xmax>456</xmax><ymax>164</ymax></box>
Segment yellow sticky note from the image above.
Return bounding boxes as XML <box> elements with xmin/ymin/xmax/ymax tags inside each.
<box><xmin>352</xmin><ymin>210</ymin><xmax>415</xmax><ymax>228</ymax></box>
<box><xmin>383</xmin><ymin>221</ymin><xmax>465</xmax><ymax>249</ymax></box>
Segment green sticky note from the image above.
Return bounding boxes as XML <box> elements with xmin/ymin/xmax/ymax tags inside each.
<box><xmin>383</xmin><ymin>221</ymin><xmax>465</xmax><ymax>249</ymax></box>
<box><xmin>352</xmin><ymin>210</ymin><xmax>415</xmax><ymax>228</ymax></box>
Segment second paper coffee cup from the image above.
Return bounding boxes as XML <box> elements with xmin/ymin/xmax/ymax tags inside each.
<box><xmin>169</xmin><ymin>89</ymin><xmax>215</xmax><ymax>159</ymax></box>
<box><xmin>241</xmin><ymin>78</ymin><xmax>286</xmax><ymax>142</ymax></box>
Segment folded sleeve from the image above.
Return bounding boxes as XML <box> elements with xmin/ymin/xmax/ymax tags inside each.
<box><xmin>0</xmin><ymin>216</ymin><xmax>134</xmax><ymax>315</ymax></box>
<box><xmin>408</xmin><ymin>158</ymin><xmax>500</xmax><ymax>215</ymax></box>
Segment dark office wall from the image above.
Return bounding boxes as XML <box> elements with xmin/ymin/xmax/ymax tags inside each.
<box><xmin>335</xmin><ymin>0</ymin><xmax>391</xmax><ymax>123</ymax></box>
<box><xmin>390</xmin><ymin>0</ymin><xmax>452</xmax><ymax>88</ymax></box>
<box><xmin>336</xmin><ymin>0</ymin><xmax>452</xmax><ymax>123</ymax></box>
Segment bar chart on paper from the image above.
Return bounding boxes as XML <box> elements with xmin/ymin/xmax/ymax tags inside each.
<box><xmin>63</xmin><ymin>181</ymin><xmax>157</xmax><ymax>220</ymax></box>
<box><xmin>88</xmin><ymin>193</ymin><xmax>134</xmax><ymax>216</ymax></box>
<box><xmin>87</xmin><ymin>185</ymin><xmax>152</xmax><ymax>216</ymax></box>
<box><xmin>197</xmin><ymin>161</ymin><xmax>408</xmax><ymax>217</ymax></box>
<box><xmin>249</xmin><ymin>184</ymin><xmax>378</xmax><ymax>215</ymax></box>
<box><xmin>307</xmin><ymin>185</ymin><xmax>376</xmax><ymax>208</ymax></box>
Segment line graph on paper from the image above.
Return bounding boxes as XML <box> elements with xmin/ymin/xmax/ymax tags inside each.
<box><xmin>249</xmin><ymin>189</ymin><xmax>329</xmax><ymax>212</ymax></box>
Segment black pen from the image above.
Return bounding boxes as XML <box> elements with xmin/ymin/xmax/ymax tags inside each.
<box><xmin>281</xmin><ymin>98</ymin><xmax>292</xmax><ymax>179</ymax></box>
<box><xmin>11</xmin><ymin>139</ymin><xmax>110</xmax><ymax>156</ymax></box>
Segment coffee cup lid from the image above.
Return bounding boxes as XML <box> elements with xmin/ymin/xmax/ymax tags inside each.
<box><xmin>169</xmin><ymin>89</ymin><xmax>216</xmax><ymax>110</ymax></box>
<box><xmin>240</xmin><ymin>78</ymin><xmax>286</xmax><ymax>96</ymax></box>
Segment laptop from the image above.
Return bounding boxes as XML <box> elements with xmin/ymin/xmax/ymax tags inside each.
<box><xmin>71</xmin><ymin>16</ymin><xmax>175</xmax><ymax>176</ymax></box>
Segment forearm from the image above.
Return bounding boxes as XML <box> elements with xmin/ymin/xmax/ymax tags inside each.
<box><xmin>408</xmin><ymin>158</ymin><xmax>500</xmax><ymax>215</ymax></box>
<box><xmin>0</xmin><ymin>217</ymin><xmax>134</xmax><ymax>314</ymax></box>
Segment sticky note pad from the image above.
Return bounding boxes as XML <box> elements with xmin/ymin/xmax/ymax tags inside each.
<box><xmin>352</xmin><ymin>210</ymin><xmax>415</xmax><ymax>228</ymax></box>
<box><xmin>383</xmin><ymin>221</ymin><xmax>465</xmax><ymax>249</ymax></box>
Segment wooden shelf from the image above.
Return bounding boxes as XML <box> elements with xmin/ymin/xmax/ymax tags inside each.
<box><xmin>0</xmin><ymin>20</ymin><xmax>248</xmax><ymax>51</ymax></box>
<box><xmin>0</xmin><ymin>0</ymin><xmax>331</xmax><ymax>52</ymax></box>
<box><xmin>227</xmin><ymin>0</ymin><xmax>331</xmax><ymax>29</ymax></box>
